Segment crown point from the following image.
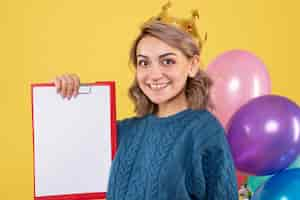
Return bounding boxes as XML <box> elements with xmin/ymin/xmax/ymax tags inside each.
<box><xmin>162</xmin><ymin>1</ymin><xmax>172</xmax><ymax>10</ymax></box>
<box><xmin>192</xmin><ymin>10</ymin><xmax>200</xmax><ymax>19</ymax></box>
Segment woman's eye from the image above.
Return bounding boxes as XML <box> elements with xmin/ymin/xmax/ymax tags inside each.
<box><xmin>137</xmin><ymin>60</ymin><xmax>148</xmax><ymax>67</ymax></box>
<box><xmin>162</xmin><ymin>59</ymin><xmax>175</xmax><ymax>65</ymax></box>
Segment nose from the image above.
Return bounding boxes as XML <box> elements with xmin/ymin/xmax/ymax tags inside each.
<box><xmin>149</xmin><ymin>65</ymin><xmax>164</xmax><ymax>82</ymax></box>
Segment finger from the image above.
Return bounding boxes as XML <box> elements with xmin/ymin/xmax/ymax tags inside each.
<box><xmin>61</xmin><ymin>75</ymin><xmax>68</xmax><ymax>98</ymax></box>
<box><xmin>71</xmin><ymin>74</ymin><xmax>80</xmax><ymax>97</ymax></box>
<box><xmin>53</xmin><ymin>76</ymin><xmax>62</xmax><ymax>93</ymax></box>
<box><xmin>65</xmin><ymin>75</ymin><xmax>74</xmax><ymax>99</ymax></box>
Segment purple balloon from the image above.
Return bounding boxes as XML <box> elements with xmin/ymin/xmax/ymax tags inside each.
<box><xmin>227</xmin><ymin>95</ymin><xmax>300</xmax><ymax>176</ymax></box>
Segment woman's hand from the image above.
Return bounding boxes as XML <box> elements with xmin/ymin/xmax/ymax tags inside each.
<box><xmin>53</xmin><ymin>74</ymin><xmax>80</xmax><ymax>99</ymax></box>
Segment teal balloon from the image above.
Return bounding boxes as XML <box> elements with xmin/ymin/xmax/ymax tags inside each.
<box><xmin>247</xmin><ymin>155</ymin><xmax>300</xmax><ymax>192</ymax></box>
<box><xmin>289</xmin><ymin>156</ymin><xmax>300</xmax><ymax>168</ymax></box>
<box><xmin>252</xmin><ymin>169</ymin><xmax>300</xmax><ymax>200</ymax></box>
<box><xmin>247</xmin><ymin>175</ymin><xmax>270</xmax><ymax>193</ymax></box>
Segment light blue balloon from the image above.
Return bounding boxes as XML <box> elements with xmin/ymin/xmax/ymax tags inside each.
<box><xmin>252</xmin><ymin>169</ymin><xmax>300</xmax><ymax>200</ymax></box>
<box><xmin>247</xmin><ymin>155</ymin><xmax>300</xmax><ymax>193</ymax></box>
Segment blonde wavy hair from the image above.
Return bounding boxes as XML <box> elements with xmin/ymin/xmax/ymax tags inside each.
<box><xmin>128</xmin><ymin>20</ymin><xmax>214</xmax><ymax>117</ymax></box>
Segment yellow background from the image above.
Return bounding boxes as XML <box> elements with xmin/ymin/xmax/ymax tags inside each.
<box><xmin>0</xmin><ymin>0</ymin><xmax>299</xmax><ymax>199</ymax></box>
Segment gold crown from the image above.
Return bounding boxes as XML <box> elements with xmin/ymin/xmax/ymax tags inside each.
<box><xmin>143</xmin><ymin>1</ymin><xmax>207</xmax><ymax>50</ymax></box>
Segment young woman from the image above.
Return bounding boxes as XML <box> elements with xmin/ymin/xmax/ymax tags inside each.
<box><xmin>54</xmin><ymin>19</ymin><xmax>238</xmax><ymax>200</ymax></box>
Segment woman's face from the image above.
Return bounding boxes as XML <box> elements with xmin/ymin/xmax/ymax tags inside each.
<box><xmin>135</xmin><ymin>35</ymin><xmax>197</xmax><ymax>108</ymax></box>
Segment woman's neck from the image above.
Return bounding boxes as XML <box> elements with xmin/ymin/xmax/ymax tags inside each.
<box><xmin>156</xmin><ymin>95</ymin><xmax>188</xmax><ymax>118</ymax></box>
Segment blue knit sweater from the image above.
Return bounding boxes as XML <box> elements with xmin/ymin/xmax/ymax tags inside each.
<box><xmin>106</xmin><ymin>109</ymin><xmax>238</xmax><ymax>200</ymax></box>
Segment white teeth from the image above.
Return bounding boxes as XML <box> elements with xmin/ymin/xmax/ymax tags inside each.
<box><xmin>149</xmin><ymin>83</ymin><xmax>169</xmax><ymax>90</ymax></box>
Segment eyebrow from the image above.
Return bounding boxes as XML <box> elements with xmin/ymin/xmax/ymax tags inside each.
<box><xmin>137</xmin><ymin>52</ymin><xmax>177</xmax><ymax>59</ymax></box>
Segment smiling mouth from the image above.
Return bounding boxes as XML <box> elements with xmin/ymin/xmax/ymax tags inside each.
<box><xmin>148</xmin><ymin>82</ymin><xmax>170</xmax><ymax>91</ymax></box>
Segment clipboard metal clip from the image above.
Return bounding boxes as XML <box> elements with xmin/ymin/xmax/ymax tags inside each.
<box><xmin>78</xmin><ymin>85</ymin><xmax>92</xmax><ymax>94</ymax></box>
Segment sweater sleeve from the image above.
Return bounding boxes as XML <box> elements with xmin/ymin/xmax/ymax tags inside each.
<box><xmin>116</xmin><ymin>117</ymin><xmax>137</xmax><ymax>146</ymax></box>
<box><xmin>116</xmin><ymin>120</ymin><xmax>122</xmax><ymax>146</ymax></box>
<box><xmin>191</xmin><ymin>115</ymin><xmax>238</xmax><ymax>200</ymax></box>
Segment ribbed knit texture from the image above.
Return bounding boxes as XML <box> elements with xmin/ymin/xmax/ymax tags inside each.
<box><xmin>106</xmin><ymin>109</ymin><xmax>238</xmax><ymax>200</ymax></box>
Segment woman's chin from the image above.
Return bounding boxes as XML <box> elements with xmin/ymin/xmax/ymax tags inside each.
<box><xmin>148</xmin><ymin>96</ymin><xmax>168</xmax><ymax>105</ymax></box>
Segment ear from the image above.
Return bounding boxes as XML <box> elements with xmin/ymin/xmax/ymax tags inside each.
<box><xmin>188</xmin><ymin>55</ymin><xmax>200</xmax><ymax>78</ymax></box>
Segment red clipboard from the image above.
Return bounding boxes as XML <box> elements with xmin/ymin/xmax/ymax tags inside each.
<box><xmin>31</xmin><ymin>82</ymin><xmax>117</xmax><ymax>200</ymax></box>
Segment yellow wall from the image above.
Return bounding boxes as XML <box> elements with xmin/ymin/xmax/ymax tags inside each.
<box><xmin>1</xmin><ymin>0</ymin><xmax>299</xmax><ymax>199</ymax></box>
